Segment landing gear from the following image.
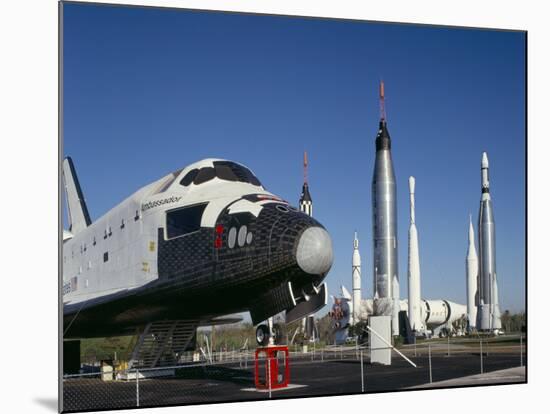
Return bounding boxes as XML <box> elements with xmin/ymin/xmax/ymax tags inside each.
<box><xmin>256</xmin><ymin>315</ymin><xmax>288</xmax><ymax>346</ymax></box>
<box><xmin>256</xmin><ymin>324</ymin><xmax>270</xmax><ymax>346</ymax></box>
<box><xmin>272</xmin><ymin>323</ymin><xmax>285</xmax><ymax>344</ymax></box>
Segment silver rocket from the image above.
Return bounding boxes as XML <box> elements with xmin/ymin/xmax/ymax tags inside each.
<box><xmin>299</xmin><ymin>151</ymin><xmax>313</xmax><ymax>335</ymax></box>
<box><xmin>372</xmin><ymin>81</ymin><xmax>400</xmax><ymax>335</ymax></box>
<box><xmin>407</xmin><ymin>176</ymin><xmax>423</xmax><ymax>332</ymax></box>
<box><xmin>477</xmin><ymin>152</ymin><xmax>502</xmax><ymax>331</ymax></box>
<box><xmin>466</xmin><ymin>215</ymin><xmax>478</xmax><ymax>331</ymax></box>
<box><xmin>352</xmin><ymin>232</ymin><xmax>362</xmax><ymax>325</ymax></box>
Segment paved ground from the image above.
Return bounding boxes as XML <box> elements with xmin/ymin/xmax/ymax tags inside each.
<box><xmin>409</xmin><ymin>366</ymin><xmax>526</xmax><ymax>389</ymax></box>
<box><xmin>62</xmin><ymin>349</ymin><xmax>525</xmax><ymax>412</ymax></box>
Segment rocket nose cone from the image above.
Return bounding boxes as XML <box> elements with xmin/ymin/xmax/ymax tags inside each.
<box><xmin>409</xmin><ymin>176</ymin><xmax>415</xmax><ymax>193</ymax></box>
<box><xmin>296</xmin><ymin>227</ymin><xmax>334</xmax><ymax>275</ymax></box>
<box><xmin>482</xmin><ymin>152</ymin><xmax>489</xmax><ymax>168</ymax></box>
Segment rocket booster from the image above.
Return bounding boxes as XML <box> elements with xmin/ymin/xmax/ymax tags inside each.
<box><xmin>477</xmin><ymin>152</ymin><xmax>502</xmax><ymax>331</ymax></box>
<box><xmin>407</xmin><ymin>177</ymin><xmax>423</xmax><ymax>332</ymax></box>
<box><xmin>352</xmin><ymin>232</ymin><xmax>362</xmax><ymax>325</ymax></box>
<box><xmin>372</xmin><ymin>81</ymin><xmax>399</xmax><ymax>335</ymax></box>
<box><xmin>466</xmin><ymin>215</ymin><xmax>478</xmax><ymax>330</ymax></box>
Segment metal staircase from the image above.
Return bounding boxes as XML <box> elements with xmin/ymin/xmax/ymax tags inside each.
<box><xmin>129</xmin><ymin>320</ymin><xmax>198</xmax><ymax>369</ymax></box>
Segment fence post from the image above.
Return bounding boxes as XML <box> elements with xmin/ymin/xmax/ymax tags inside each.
<box><xmin>267</xmin><ymin>354</ymin><xmax>272</xmax><ymax>399</ymax></box>
<box><xmin>428</xmin><ymin>344</ymin><xmax>432</xmax><ymax>384</ymax></box>
<box><xmin>136</xmin><ymin>369</ymin><xmax>140</xmax><ymax>407</ymax></box>
<box><xmin>414</xmin><ymin>336</ymin><xmax>417</xmax><ymax>357</ymax></box>
<box><xmin>447</xmin><ymin>335</ymin><xmax>450</xmax><ymax>357</ymax></box>
<box><xmin>480</xmin><ymin>340</ymin><xmax>484</xmax><ymax>374</ymax></box>
<box><xmin>520</xmin><ymin>335</ymin><xmax>523</xmax><ymax>367</ymax></box>
<box><xmin>360</xmin><ymin>350</ymin><xmax>364</xmax><ymax>392</ymax></box>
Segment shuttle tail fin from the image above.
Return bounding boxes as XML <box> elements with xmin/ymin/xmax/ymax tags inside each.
<box><xmin>62</xmin><ymin>157</ymin><xmax>91</xmax><ymax>234</ymax></box>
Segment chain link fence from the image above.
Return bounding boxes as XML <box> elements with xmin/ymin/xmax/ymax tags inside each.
<box><xmin>62</xmin><ymin>335</ymin><xmax>526</xmax><ymax>412</ymax></box>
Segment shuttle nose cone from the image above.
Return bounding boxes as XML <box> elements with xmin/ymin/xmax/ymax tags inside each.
<box><xmin>296</xmin><ymin>227</ymin><xmax>333</xmax><ymax>275</ymax></box>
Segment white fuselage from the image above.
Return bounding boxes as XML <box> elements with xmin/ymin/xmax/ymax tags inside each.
<box><xmin>63</xmin><ymin>159</ymin><xmax>273</xmax><ymax>307</ymax></box>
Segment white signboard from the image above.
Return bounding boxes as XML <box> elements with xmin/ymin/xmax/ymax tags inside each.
<box><xmin>369</xmin><ymin>315</ymin><xmax>392</xmax><ymax>365</ymax></box>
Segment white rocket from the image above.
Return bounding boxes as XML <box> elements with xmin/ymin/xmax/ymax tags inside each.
<box><xmin>352</xmin><ymin>232</ymin><xmax>362</xmax><ymax>325</ymax></box>
<box><xmin>392</xmin><ymin>276</ymin><xmax>400</xmax><ymax>336</ymax></box>
<box><xmin>466</xmin><ymin>215</ymin><xmax>478</xmax><ymax>330</ymax></box>
<box><xmin>407</xmin><ymin>177</ymin><xmax>423</xmax><ymax>332</ymax></box>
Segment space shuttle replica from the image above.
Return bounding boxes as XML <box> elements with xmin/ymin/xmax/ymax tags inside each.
<box><xmin>476</xmin><ymin>152</ymin><xmax>502</xmax><ymax>332</ymax></box>
<box><xmin>62</xmin><ymin>157</ymin><xmax>333</xmax><ymax>370</ymax></box>
<box><xmin>371</xmin><ymin>81</ymin><xmax>400</xmax><ymax>336</ymax></box>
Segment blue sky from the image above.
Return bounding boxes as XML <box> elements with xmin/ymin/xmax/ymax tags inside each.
<box><xmin>63</xmin><ymin>3</ymin><xmax>526</xmax><ymax>313</ymax></box>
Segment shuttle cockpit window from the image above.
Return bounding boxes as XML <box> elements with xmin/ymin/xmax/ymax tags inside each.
<box><xmin>180</xmin><ymin>169</ymin><xmax>199</xmax><ymax>186</ymax></box>
<box><xmin>166</xmin><ymin>203</ymin><xmax>208</xmax><ymax>239</ymax></box>
<box><xmin>179</xmin><ymin>162</ymin><xmax>262</xmax><ymax>187</ymax></box>
<box><xmin>213</xmin><ymin>161</ymin><xmax>262</xmax><ymax>186</ymax></box>
<box><xmin>214</xmin><ymin>164</ymin><xmax>239</xmax><ymax>182</ymax></box>
<box><xmin>193</xmin><ymin>167</ymin><xmax>216</xmax><ymax>185</ymax></box>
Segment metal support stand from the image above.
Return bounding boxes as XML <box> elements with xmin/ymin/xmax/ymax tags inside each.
<box><xmin>480</xmin><ymin>340</ymin><xmax>484</xmax><ymax>374</ymax></box>
<box><xmin>360</xmin><ymin>350</ymin><xmax>364</xmax><ymax>392</ymax></box>
<box><xmin>136</xmin><ymin>369</ymin><xmax>140</xmax><ymax>407</ymax></box>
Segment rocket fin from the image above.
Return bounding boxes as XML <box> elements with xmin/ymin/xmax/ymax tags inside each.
<box><xmin>341</xmin><ymin>285</ymin><xmax>352</xmax><ymax>300</ymax></box>
<box><xmin>62</xmin><ymin>157</ymin><xmax>92</xmax><ymax>234</ymax></box>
